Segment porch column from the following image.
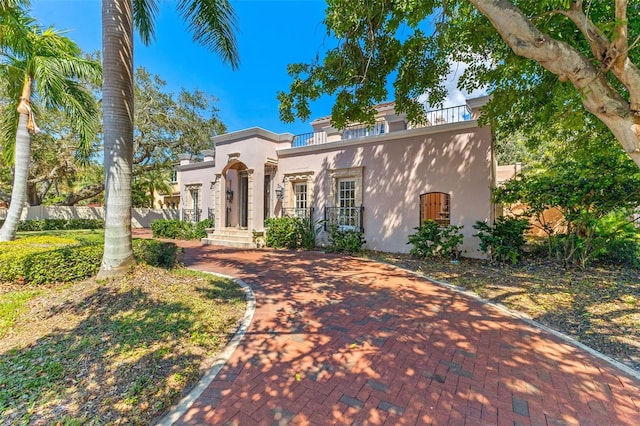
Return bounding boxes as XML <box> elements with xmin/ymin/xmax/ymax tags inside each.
<box><xmin>247</xmin><ymin>169</ymin><xmax>254</xmax><ymax>230</ymax></box>
<box><xmin>213</xmin><ymin>173</ymin><xmax>223</xmax><ymax>231</ymax></box>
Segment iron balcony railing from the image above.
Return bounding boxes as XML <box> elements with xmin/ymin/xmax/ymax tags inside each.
<box><xmin>292</xmin><ymin>131</ymin><xmax>327</xmax><ymax>147</ymax></box>
<box><xmin>291</xmin><ymin>104</ymin><xmax>472</xmax><ymax>149</ymax></box>
<box><xmin>423</xmin><ymin>105</ymin><xmax>471</xmax><ymax>126</ymax></box>
<box><xmin>342</xmin><ymin>120</ymin><xmax>386</xmax><ymax>140</ymax></box>
<box><xmin>182</xmin><ymin>208</ymin><xmax>201</xmax><ymax>223</ymax></box>
<box><xmin>324</xmin><ymin>206</ymin><xmax>364</xmax><ymax>233</ymax></box>
<box><xmin>281</xmin><ymin>207</ymin><xmax>314</xmax><ymax>220</ymax></box>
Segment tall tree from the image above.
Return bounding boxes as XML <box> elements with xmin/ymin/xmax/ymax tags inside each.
<box><xmin>0</xmin><ymin>7</ymin><xmax>101</xmax><ymax>241</ymax></box>
<box><xmin>100</xmin><ymin>0</ymin><xmax>239</xmax><ymax>278</ymax></box>
<box><xmin>279</xmin><ymin>0</ymin><xmax>640</xmax><ymax>167</ymax></box>
<box><xmin>133</xmin><ymin>67</ymin><xmax>225</xmax><ymax>173</ymax></box>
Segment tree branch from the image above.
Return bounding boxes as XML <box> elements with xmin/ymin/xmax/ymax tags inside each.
<box><xmin>469</xmin><ymin>0</ymin><xmax>640</xmax><ymax>165</ymax></box>
<box><xmin>57</xmin><ymin>183</ymin><xmax>104</xmax><ymax>206</ymax></box>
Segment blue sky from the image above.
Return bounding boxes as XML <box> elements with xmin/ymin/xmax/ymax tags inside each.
<box><xmin>30</xmin><ymin>0</ymin><xmax>482</xmax><ymax>136</ymax></box>
<box><xmin>31</xmin><ymin>0</ymin><xmax>336</xmax><ymax>136</ymax></box>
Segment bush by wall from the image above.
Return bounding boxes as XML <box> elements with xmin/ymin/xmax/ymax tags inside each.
<box><xmin>264</xmin><ymin>217</ymin><xmax>322</xmax><ymax>249</ymax></box>
<box><xmin>0</xmin><ymin>236</ymin><xmax>181</xmax><ymax>284</ymax></box>
<box><xmin>326</xmin><ymin>225</ymin><xmax>366</xmax><ymax>254</ymax></box>
<box><xmin>150</xmin><ymin>219</ymin><xmax>212</xmax><ymax>240</ymax></box>
<box><xmin>473</xmin><ymin>216</ymin><xmax>531</xmax><ymax>264</ymax></box>
<box><xmin>407</xmin><ymin>220</ymin><xmax>464</xmax><ymax>259</ymax></box>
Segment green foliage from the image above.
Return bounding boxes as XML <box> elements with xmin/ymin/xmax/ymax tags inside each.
<box><xmin>132</xmin><ymin>239</ymin><xmax>182</xmax><ymax>269</ymax></box>
<box><xmin>473</xmin><ymin>217</ymin><xmax>530</xmax><ymax>264</ymax></box>
<box><xmin>0</xmin><ymin>218</ymin><xmax>104</xmax><ymax>231</ymax></box>
<box><xmin>300</xmin><ymin>217</ymin><xmax>324</xmax><ymax>250</ymax></box>
<box><xmin>150</xmin><ymin>219</ymin><xmax>212</xmax><ymax>240</ymax></box>
<box><xmin>496</xmin><ymin>138</ymin><xmax>640</xmax><ymax>267</ymax></box>
<box><xmin>265</xmin><ymin>216</ymin><xmax>303</xmax><ymax>249</ymax></box>
<box><xmin>326</xmin><ymin>224</ymin><xmax>366</xmax><ymax>254</ymax></box>
<box><xmin>0</xmin><ymin>235</ymin><xmax>182</xmax><ymax>284</ymax></box>
<box><xmin>0</xmin><ymin>237</ymin><xmax>102</xmax><ymax>284</ymax></box>
<box><xmin>407</xmin><ymin>220</ymin><xmax>464</xmax><ymax>259</ymax></box>
<box><xmin>593</xmin><ymin>210</ymin><xmax>640</xmax><ymax>267</ymax></box>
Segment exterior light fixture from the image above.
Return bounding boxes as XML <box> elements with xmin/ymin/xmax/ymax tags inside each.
<box><xmin>275</xmin><ymin>184</ymin><xmax>284</xmax><ymax>200</ymax></box>
<box><xmin>225</xmin><ymin>189</ymin><xmax>233</xmax><ymax>202</ymax></box>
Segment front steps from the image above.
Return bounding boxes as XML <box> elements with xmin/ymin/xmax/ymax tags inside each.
<box><xmin>202</xmin><ymin>227</ymin><xmax>256</xmax><ymax>248</ymax></box>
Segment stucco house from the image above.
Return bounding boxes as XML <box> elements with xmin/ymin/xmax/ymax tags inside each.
<box><xmin>177</xmin><ymin>95</ymin><xmax>496</xmax><ymax>257</ymax></box>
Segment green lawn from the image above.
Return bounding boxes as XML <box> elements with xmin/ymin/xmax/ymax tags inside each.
<box><xmin>0</xmin><ymin>230</ymin><xmax>247</xmax><ymax>424</ymax></box>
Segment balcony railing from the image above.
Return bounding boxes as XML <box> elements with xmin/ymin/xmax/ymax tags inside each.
<box><xmin>182</xmin><ymin>208</ymin><xmax>201</xmax><ymax>223</ymax></box>
<box><xmin>281</xmin><ymin>207</ymin><xmax>314</xmax><ymax>219</ymax></box>
<box><xmin>422</xmin><ymin>105</ymin><xmax>471</xmax><ymax>126</ymax></box>
<box><xmin>343</xmin><ymin>121</ymin><xmax>386</xmax><ymax>140</ymax></box>
<box><xmin>324</xmin><ymin>206</ymin><xmax>364</xmax><ymax>233</ymax></box>
<box><xmin>291</xmin><ymin>104</ymin><xmax>471</xmax><ymax>149</ymax></box>
<box><xmin>292</xmin><ymin>131</ymin><xmax>327</xmax><ymax>147</ymax></box>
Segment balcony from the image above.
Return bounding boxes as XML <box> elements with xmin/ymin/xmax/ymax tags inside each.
<box><xmin>291</xmin><ymin>104</ymin><xmax>471</xmax><ymax>148</ymax></box>
<box><xmin>281</xmin><ymin>207</ymin><xmax>314</xmax><ymax>219</ymax></box>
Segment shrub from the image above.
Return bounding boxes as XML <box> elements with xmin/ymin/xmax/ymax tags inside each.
<box><xmin>0</xmin><ymin>237</ymin><xmax>102</xmax><ymax>284</ymax></box>
<box><xmin>133</xmin><ymin>239</ymin><xmax>182</xmax><ymax>269</ymax></box>
<box><xmin>300</xmin><ymin>217</ymin><xmax>323</xmax><ymax>250</ymax></box>
<box><xmin>407</xmin><ymin>220</ymin><xmax>464</xmax><ymax>259</ymax></box>
<box><xmin>0</xmin><ymin>236</ymin><xmax>181</xmax><ymax>284</ymax></box>
<box><xmin>265</xmin><ymin>216</ymin><xmax>303</xmax><ymax>249</ymax></box>
<box><xmin>150</xmin><ymin>219</ymin><xmax>212</xmax><ymax>240</ymax></box>
<box><xmin>326</xmin><ymin>225</ymin><xmax>366</xmax><ymax>254</ymax></box>
<box><xmin>473</xmin><ymin>216</ymin><xmax>531</xmax><ymax>264</ymax></box>
<box><xmin>0</xmin><ymin>218</ymin><xmax>105</xmax><ymax>231</ymax></box>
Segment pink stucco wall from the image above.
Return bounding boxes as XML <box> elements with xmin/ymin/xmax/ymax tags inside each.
<box><xmin>276</xmin><ymin>122</ymin><xmax>493</xmax><ymax>257</ymax></box>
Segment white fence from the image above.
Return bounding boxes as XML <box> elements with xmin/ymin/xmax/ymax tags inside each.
<box><xmin>0</xmin><ymin>206</ymin><xmax>180</xmax><ymax>228</ymax></box>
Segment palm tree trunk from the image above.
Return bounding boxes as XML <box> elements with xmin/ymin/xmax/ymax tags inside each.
<box><xmin>0</xmin><ymin>77</ymin><xmax>33</xmax><ymax>242</ymax></box>
<box><xmin>98</xmin><ymin>0</ymin><xmax>135</xmax><ymax>278</ymax></box>
<box><xmin>0</xmin><ymin>112</ymin><xmax>31</xmax><ymax>241</ymax></box>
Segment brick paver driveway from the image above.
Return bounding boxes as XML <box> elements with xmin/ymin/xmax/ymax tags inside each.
<box><xmin>163</xmin><ymin>239</ymin><xmax>640</xmax><ymax>425</ymax></box>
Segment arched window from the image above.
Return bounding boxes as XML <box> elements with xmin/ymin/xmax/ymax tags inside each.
<box><xmin>420</xmin><ymin>192</ymin><xmax>450</xmax><ymax>226</ymax></box>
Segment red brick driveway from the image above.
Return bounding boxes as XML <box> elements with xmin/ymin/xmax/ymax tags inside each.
<box><xmin>154</xmin><ymin>237</ymin><xmax>640</xmax><ymax>425</ymax></box>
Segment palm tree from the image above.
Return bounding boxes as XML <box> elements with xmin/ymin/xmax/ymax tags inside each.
<box><xmin>99</xmin><ymin>0</ymin><xmax>239</xmax><ymax>278</ymax></box>
<box><xmin>134</xmin><ymin>168</ymin><xmax>173</xmax><ymax>208</ymax></box>
<box><xmin>0</xmin><ymin>8</ymin><xmax>101</xmax><ymax>241</ymax></box>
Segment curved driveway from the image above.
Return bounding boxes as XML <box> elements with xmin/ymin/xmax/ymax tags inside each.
<box><xmin>167</xmin><ymin>241</ymin><xmax>640</xmax><ymax>425</ymax></box>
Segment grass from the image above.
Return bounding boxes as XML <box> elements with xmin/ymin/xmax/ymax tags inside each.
<box><xmin>366</xmin><ymin>251</ymin><xmax>640</xmax><ymax>372</ymax></box>
<box><xmin>0</xmin><ymin>290</ymin><xmax>41</xmax><ymax>337</ymax></box>
<box><xmin>0</xmin><ymin>230</ymin><xmax>247</xmax><ymax>425</ymax></box>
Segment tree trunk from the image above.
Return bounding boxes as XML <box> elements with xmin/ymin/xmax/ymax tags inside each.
<box><xmin>469</xmin><ymin>0</ymin><xmax>640</xmax><ymax>167</ymax></box>
<box><xmin>0</xmin><ymin>113</ymin><xmax>31</xmax><ymax>241</ymax></box>
<box><xmin>0</xmin><ymin>76</ymin><xmax>34</xmax><ymax>242</ymax></box>
<box><xmin>98</xmin><ymin>0</ymin><xmax>135</xmax><ymax>279</ymax></box>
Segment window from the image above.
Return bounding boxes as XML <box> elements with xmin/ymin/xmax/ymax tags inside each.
<box><xmin>338</xmin><ymin>179</ymin><xmax>357</xmax><ymax>228</ymax></box>
<box><xmin>283</xmin><ymin>172</ymin><xmax>314</xmax><ymax>219</ymax></box>
<box><xmin>420</xmin><ymin>192</ymin><xmax>450</xmax><ymax>226</ymax></box>
<box><xmin>294</xmin><ymin>183</ymin><xmax>308</xmax><ymax>216</ymax></box>
<box><xmin>170</xmin><ymin>170</ymin><xmax>178</xmax><ymax>183</ymax></box>
<box><xmin>343</xmin><ymin>121</ymin><xmax>385</xmax><ymax>140</ymax></box>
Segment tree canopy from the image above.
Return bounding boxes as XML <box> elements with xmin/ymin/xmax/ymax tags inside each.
<box><xmin>279</xmin><ymin>0</ymin><xmax>640</xmax><ymax>166</ymax></box>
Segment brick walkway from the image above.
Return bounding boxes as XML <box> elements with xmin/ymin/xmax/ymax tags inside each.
<box><xmin>149</xmin><ymin>235</ymin><xmax>640</xmax><ymax>425</ymax></box>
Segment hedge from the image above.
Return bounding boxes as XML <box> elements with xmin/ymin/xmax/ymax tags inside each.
<box><xmin>0</xmin><ymin>237</ymin><xmax>181</xmax><ymax>284</ymax></box>
<box><xmin>0</xmin><ymin>218</ymin><xmax>105</xmax><ymax>231</ymax></box>
<box><xmin>150</xmin><ymin>219</ymin><xmax>212</xmax><ymax>240</ymax></box>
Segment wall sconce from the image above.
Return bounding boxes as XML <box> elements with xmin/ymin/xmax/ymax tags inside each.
<box><xmin>225</xmin><ymin>189</ymin><xmax>233</xmax><ymax>202</ymax></box>
<box><xmin>275</xmin><ymin>184</ymin><xmax>284</xmax><ymax>200</ymax></box>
